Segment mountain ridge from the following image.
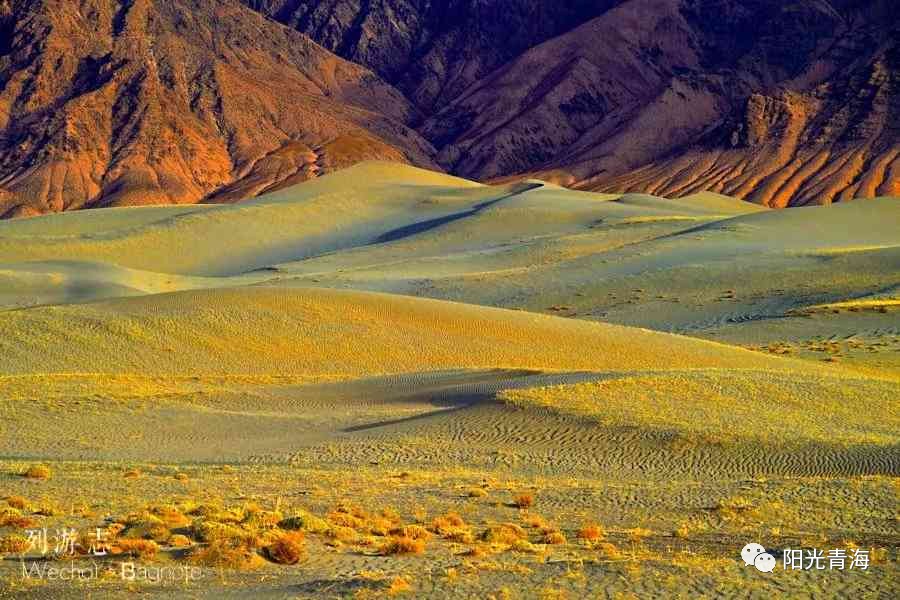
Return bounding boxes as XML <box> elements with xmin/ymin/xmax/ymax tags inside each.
<box><xmin>0</xmin><ymin>0</ymin><xmax>897</xmax><ymax>218</ymax></box>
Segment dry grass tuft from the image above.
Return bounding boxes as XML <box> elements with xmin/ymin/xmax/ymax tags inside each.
<box><xmin>122</xmin><ymin>512</ymin><xmax>171</xmax><ymax>542</ymax></box>
<box><xmin>594</xmin><ymin>542</ymin><xmax>622</xmax><ymax>559</ymax></box>
<box><xmin>243</xmin><ymin>509</ymin><xmax>283</xmax><ymax>530</ymax></box>
<box><xmin>22</xmin><ymin>465</ymin><xmax>51</xmax><ymax>480</ymax></box>
<box><xmin>0</xmin><ymin>534</ymin><xmax>30</xmax><ymax>554</ymax></box>
<box><xmin>279</xmin><ymin>510</ymin><xmax>330</xmax><ymax>534</ymax></box>
<box><xmin>481</xmin><ymin>523</ymin><xmax>528</xmax><ymax>545</ymax></box>
<box><xmin>192</xmin><ymin>540</ymin><xmax>263</xmax><ymax>570</ymax></box>
<box><xmin>168</xmin><ymin>534</ymin><xmax>192</xmax><ymax>547</ymax></box>
<box><xmin>511</xmin><ymin>539</ymin><xmax>542</xmax><ymax>554</ymax></box>
<box><xmin>5</xmin><ymin>496</ymin><xmax>29</xmax><ymax>510</ymax></box>
<box><xmin>387</xmin><ymin>575</ymin><xmax>413</xmax><ymax>595</ymax></box>
<box><xmin>379</xmin><ymin>535</ymin><xmax>425</xmax><ymax>555</ymax></box>
<box><xmin>114</xmin><ymin>539</ymin><xmax>159</xmax><ymax>559</ymax></box>
<box><xmin>429</xmin><ymin>513</ymin><xmax>472</xmax><ymax>541</ymax></box>
<box><xmin>149</xmin><ymin>505</ymin><xmax>191</xmax><ymax>528</ymax></box>
<box><xmin>626</xmin><ymin>528</ymin><xmax>653</xmax><ymax>543</ymax></box>
<box><xmin>523</xmin><ymin>514</ymin><xmax>549</xmax><ymax>529</ymax></box>
<box><xmin>0</xmin><ymin>507</ymin><xmax>37</xmax><ymax>529</ymax></box>
<box><xmin>393</xmin><ymin>524</ymin><xmax>432</xmax><ymax>541</ymax></box>
<box><xmin>576</xmin><ymin>524</ymin><xmax>604</xmax><ymax>541</ymax></box>
<box><xmin>264</xmin><ymin>531</ymin><xmax>306</xmax><ymax>565</ymax></box>
<box><xmin>192</xmin><ymin>520</ymin><xmax>260</xmax><ymax>549</ymax></box>
<box><xmin>511</xmin><ymin>493</ymin><xmax>534</xmax><ymax>509</ymax></box>
<box><xmin>542</xmin><ymin>530</ymin><xmax>566</xmax><ymax>545</ymax></box>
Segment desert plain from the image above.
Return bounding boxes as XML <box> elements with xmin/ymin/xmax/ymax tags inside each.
<box><xmin>0</xmin><ymin>162</ymin><xmax>897</xmax><ymax>598</ymax></box>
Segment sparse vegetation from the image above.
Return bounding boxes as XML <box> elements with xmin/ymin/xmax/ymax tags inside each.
<box><xmin>115</xmin><ymin>539</ymin><xmax>159</xmax><ymax>559</ymax></box>
<box><xmin>380</xmin><ymin>535</ymin><xmax>426</xmax><ymax>555</ymax></box>
<box><xmin>22</xmin><ymin>465</ymin><xmax>51</xmax><ymax>480</ymax></box>
<box><xmin>265</xmin><ymin>531</ymin><xmax>306</xmax><ymax>564</ymax></box>
<box><xmin>577</xmin><ymin>524</ymin><xmax>604</xmax><ymax>541</ymax></box>
<box><xmin>512</xmin><ymin>493</ymin><xmax>534</xmax><ymax>509</ymax></box>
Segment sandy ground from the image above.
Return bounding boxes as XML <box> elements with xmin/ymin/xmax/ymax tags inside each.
<box><xmin>0</xmin><ymin>163</ymin><xmax>897</xmax><ymax>598</ymax></box>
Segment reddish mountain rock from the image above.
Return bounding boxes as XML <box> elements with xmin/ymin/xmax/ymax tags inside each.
<box><xmin>0</xmin><ymin>0</ymin><xmax>435</xmax><ymax>217</ymax></box>
<box><xmin>0</xmin><ymin>0</ymin><xmax>897</xmax><ymax>217</ymax></box>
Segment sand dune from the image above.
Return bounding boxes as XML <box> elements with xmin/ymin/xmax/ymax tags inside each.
<box><xmin>0</xmin><ymin>285</ymin><xmax>818</xmax><ymax>377</ymax></box>
<box><xmin>0</xmin><ymin>162</ymin><xmax>897</xmax><ymax>599</ymax></box>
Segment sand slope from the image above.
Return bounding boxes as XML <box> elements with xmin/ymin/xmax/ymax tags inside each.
<box><xmin>0</xmin><ymin>285</ymin><xmax>819</xmax><ymax>378</ymax></box>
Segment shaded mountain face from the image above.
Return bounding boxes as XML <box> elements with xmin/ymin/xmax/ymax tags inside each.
<box><xmin>255</xmin><ymin>0</ymin><xmax>899</xmax><ymax>206</ymax></box>
<box><xmin>241</xmin><ymin>0</ymin><xmax>624</xmax><ymax>112</ymax></box>
<box><xmin>0</xmin><ymin>0</ymin><xmax>897</xmax><ymax>217</ymax></box>
<box><xmin>0</xmin><ymin>0</ymin><xmax>436</xmax><ymax>217</ymax></box>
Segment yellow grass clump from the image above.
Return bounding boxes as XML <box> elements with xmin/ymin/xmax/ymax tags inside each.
<box><xmin>114</xmin><ymin>539</ymin><xmax>159</xmax><ymax>559</ymax></box>
<box><xmin>22</xmin><ymin>465</ymin><xmax>51</xmax><ymax>480</ymax></box>
<box><xmin>511</xmin><ymin>494</ymin><xmax>534</xmax><ymax>509</ymax></box>
<box><xmin>379</xmin><ymin>535</ymin><xmax>426</xmax><ymax>555</ymax></box>
<box><xmin>264</xmin><ymin>531</ymin><xmax>306</xmax><ymax>565</ymax></box>
<box><xmin>0</xmin><ymin>507</ymin><xmax>37</xmax><ymax>529</ymax></box>
<box><xmin>481</xmin><ymin>523</ymin><xmax>528</xmax><ymax>545</ymax></box>
<box><xmin>5</xmin><ymin>496</ymin><xmax>29</xmax><ymax>510</ymax></box>
<box><xmin>387</xmin><ymin>575</ymin><xmax>413</xmax><ymax>596</ymax></box>
<box><xmin>542</xmin><ymin>530</ymin><xmax>566</xmax><ymax>545</ymax></box>
<box><xmin>191</xmin><ymin>540</ymin><xmax>264</xmax><ymax>570</ymax></box>
<box><xmin>576</xmin><ymin>524</ymin><xmax>604</xmax><ymax>541</ymax></box>
<box><xmin>279</xmin><ymin>510</ymin><xmax>330</xmax><ymax>534</ymax></box>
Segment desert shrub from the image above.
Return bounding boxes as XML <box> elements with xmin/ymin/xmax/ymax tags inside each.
<box><xmin>122</xmin><ymin>513</ymin><xmax>170</xmax><ymax>542</ymax></box>
<box><xmin>328</xmin><ymin>510</ymin><xmax>366</xmax><ymax>529</ymax></box>
<box><xmin>393</xmin><ymin>524</ymin><xmax>432</xmax><ymax>541</ymax></box>
<box><xmin>0</xmin><ymin>507</ymin><xmax>37</xmax><ymax>529</ymax></box>
<box><xmin>379</xmin><ymin>535</ymin><xmax>425</xmax><ymax>555</ymax></box>
<box><xmin>626</xmin><ymin>528</ymin><xmax>653</xmax><ymax>543</ymax></box>
<box><xmin>542</xmin><ymin>530</ymin><xmax>566</xmax><ymax>545</ymax></box>
<box><xmin>264</xmin><ymin>531</ymin><xmax>306</xmax><ymax>565</ymax></box>
<box><xmin>594</xmin><ymin>542</ymin><xmax>622</xmax><ymax>559</ymax></box>
<box><xmin>168</xmin><ymin>534</ymin><xmax>192</xmax><ymax>547</ymax></box>
<box><xmin>278</xmin><ymin>510</ymin><xmax>330</xmax><ymax>534</ymax></box>
<box><xmin>576</xmin><ymin>524</ymin><xmax>604</xmax><ymax>541</ymax></box>
<box><xmin>481</xmin><ymin>523</ymin><xmax>527</xmax><ymax>545</ymax></box>
<box><xmin>243</xmin><ymin>509</ymin><xmax>283</xmax><ymax>530</ymax></box>
<box><xmin>191</xmin><ymin>520</ymin><xmax>259</xmax><ymax>548</ymax></box>
<box><xmin>0</xmin><ymin>534</ymin><xmax>29</xmax><ymax>554</ymax></box>
<box><xmin>512</xmin><ymin>494</ymin><xmax>533</xmax><ymax>509</ymax></box>
<box><xmin>191</xmin><ymin>540</ymin><xmax>263</xmax><ymax>570</ymax></box>
<box><xmin>511</xmin><ymin>539</ymin><xmax>542</xmax><ymax>554</ymax></box>
<box><xmin>22</xmin><ymin>465</ymin><xmax>51</xmax><ymax>480</ymax></box>
<box><xmin>115</xmin><ymin>539</ymin><xmax>159</xmax><ymax>559</ymax></box>
<box><xmin>5</xmin><ymin>496</ymin><xmax>29</xmax><ymax>510</ymax></box>
<box><xmin>387</xmin><ymin>575</ymin><xmax>413</xmax><ymax>595</ymax></box>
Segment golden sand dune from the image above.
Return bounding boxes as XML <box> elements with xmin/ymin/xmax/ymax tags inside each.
<box><xmin>0</xmin><ymin>285</ymin><xmax>816</xmax><ymax>378</ymax></box>
<box><xmin>0</xmin><ymin>164</ymin><xmax>897</xmax><ymax>599</ymax></box>
<box><xmin>0</xmin><ymin>163</ymin><xmax>490</xmax><ymax>276</ymax></box>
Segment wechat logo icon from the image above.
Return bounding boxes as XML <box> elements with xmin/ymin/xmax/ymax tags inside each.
<box><xmin>741</xmin><ymin>542</ymin><xmax>776</xmax><ymax>573</ymax></box>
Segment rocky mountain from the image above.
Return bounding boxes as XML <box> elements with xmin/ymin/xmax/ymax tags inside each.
<box><xmin>0</xmin><ymin>0</ymin><xmax>436</xmax><ymax>217</ymax></box>
<box><xmin>0</xmin><ymin>0</ymin><xmax>897</xmax><ymax>217</ymax></box>
<box><xmin>255</xmin><ymin>0</ymin><xmax>899</xmax><ymax>206</ymax></box>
